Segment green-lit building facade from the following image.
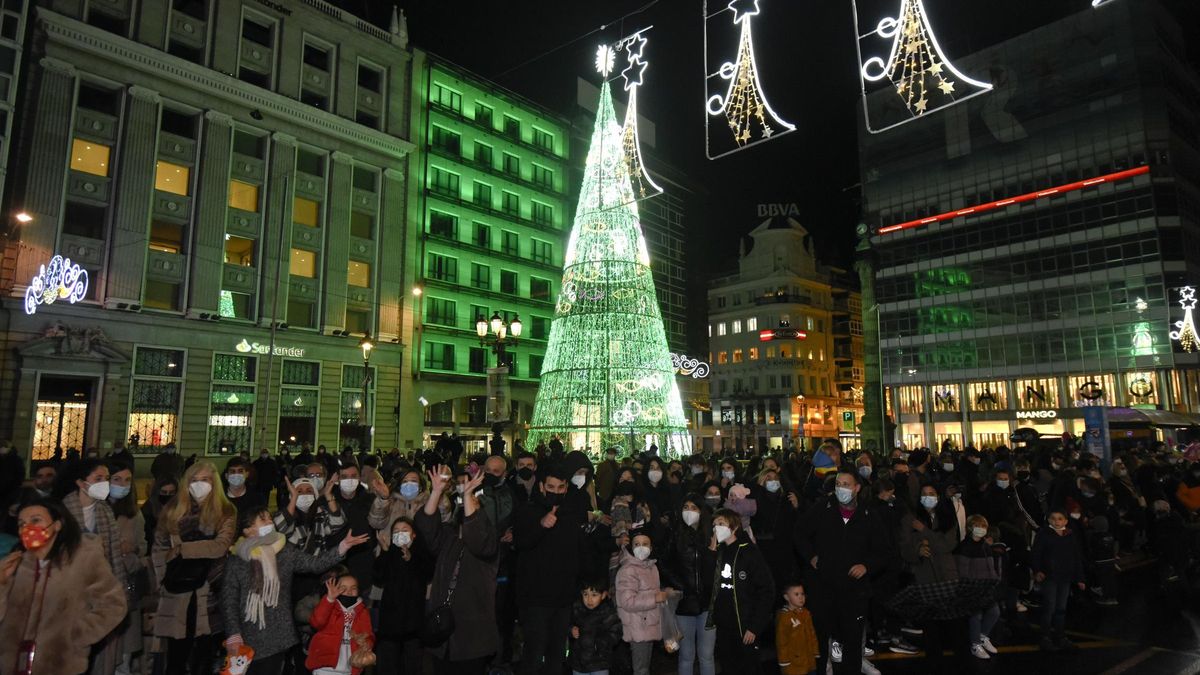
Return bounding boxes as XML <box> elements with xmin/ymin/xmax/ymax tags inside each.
<box><xmin>410</xmin><ymin>54</ymin><xmax>571</xmax><ymax>448</ymax></box>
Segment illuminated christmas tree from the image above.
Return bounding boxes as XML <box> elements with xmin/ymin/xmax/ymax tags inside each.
<box><xmin>527</xmin><ymin>51</ymin><xmax>690</xmax><ymax>457</ymax></box>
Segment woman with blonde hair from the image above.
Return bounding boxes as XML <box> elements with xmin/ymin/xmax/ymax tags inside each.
<box><xmin>152</xmin><ymin>460</ymin><xmax>237</xmax><ymax>675</ymax></box>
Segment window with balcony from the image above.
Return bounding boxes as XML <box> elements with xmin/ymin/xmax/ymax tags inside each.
<box><xmin>473</xmin><ymin>181</ymin><xmax>492</xmax><ymax>208</ymax></box>
<box><xmin>469</xmin><ymin>347</ymin><xmax>487</xmax><ymax>374</ymax></box>
<box><xmin>732</xmin><ymin>320</ymin><xmax>742</xmax><ymax>334</ymax></box>
<box><xmin>717</xmin><ymin>323</ymin><xmax>727</xmax><ymax>336</ymax></box>
<box><xmin>303</xmin><ymin>41</ymin><xmax>330</xmax><ymax>70</ymax></box>
<box><xmin>502</xmin><ymin>231</ymin><xmax>519</xmax><ymax>256</ymax></box>
<box><xmin>145</xmin><ymin>280</ymin><xmax>181</xmax><ymax>311</ymax></box>
<box><xmin>732</xmin><ymin>349</ymin><xmax>743</xmax><ymax>363</ymax></box>
<box><xmin>475</xmin><ymin>142</ymin><xmax>493</xmax><ymax>167</ymax></box>
<box><xmin>297</xmin><ymin>148</ymin><xmax>324</xmax><ymax>176</ymax></box>
<box><xmin>503</xmin><ymin>153</ymin><xmax>519</xmax><ymax>176</ymax></box>
<box><xmin>531</xmin><ymin>316</ymin><xmax>549</xmax><ymax>339</ymax></box>
<box><xmin>503</xmin><ymin>115</ymin><xmax>520</xmax><ymax>139</ymax></box>
<box><xmin>63</xmin><ymin>201</ymin><xmax>107</xmax><ymax>239</ymax></box>
<box><xmin>747</xmin><ymin>317</ymin><xmax>758</xmax><ymax>331</ymax></box>
<box><xmin>424</xmin><ymin>342</ymin><xmax>456</xmax><ymax>371</ymax></box>
<box><xmin>287</xmin><ymin>299</ymin><xmax>315</xmax><ymax>329</ymax></box>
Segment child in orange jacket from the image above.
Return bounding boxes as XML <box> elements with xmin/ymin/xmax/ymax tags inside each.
<box><xmin>306</xmin><ymin>574</ymin><xmax>375</xmax><ymax>675</ymax></box>
<box><xmin>776</xmin><ymin>581</ymin><xmax>819</xmax><ymax>675</ymax></box>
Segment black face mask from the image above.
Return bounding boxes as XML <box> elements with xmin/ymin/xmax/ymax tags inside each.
<box><xmin>542</xmin><ymin>491</ymin><xmax>564</xmax><ymax>507</ymax></box>
<box><xmin>483</xmin><ymin>473</ymin><xmax>502</xmax><ymax>488</ymax></box>
<box><xmin>517</xmin><ymin>467</ymin><xmax>535</xmax><ymax>481</ymax></box>
<box><xmin>158</xmin><ymin>494</ymin><xmax>175</xmax><ymax>505</ymax></box>
<box><xmin>1017</xmin><ymin>471</ymin><xmax>1031</xmax><ymax>482</ymax></box>
<box><xmin>337</xmin><ymin>595</ymin><xmax>358</xmax><ymax>609</ymax></box>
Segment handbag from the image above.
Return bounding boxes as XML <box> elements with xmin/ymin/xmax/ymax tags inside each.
<box><xmin>420</xmin><ymin>545</ymin><xmax>465</xmax><ymax>646</ymax></box>
<box><xmin>163</xmin><ymin>555</ymin><xmax>212</xmax><ymax>593</ymax></box>
<box><xmin>349</xmin><ymin>633</ymin><xmax>376</xmax><ymax>668</ymax></box>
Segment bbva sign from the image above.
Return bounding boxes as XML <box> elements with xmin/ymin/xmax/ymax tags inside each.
<box><xmin>757</xmin><ymin>203</ymin><xmax>801</xmax><ymax>217</ymax></box>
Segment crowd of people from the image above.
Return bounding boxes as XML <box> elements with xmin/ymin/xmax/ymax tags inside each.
<box><xmin>0</xmin><ymin>434</ymin><xmax>1198</xmax><ymax>675</ymax></box>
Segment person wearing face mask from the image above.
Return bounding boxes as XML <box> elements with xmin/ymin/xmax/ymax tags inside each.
<box><xmin>899</xmin><ymin>485</ymin><xmax>962</xmax><ymax>671</ymax></box>
<box><xmin>718</xmin><ymin>461</ymin><xmax>740</xmax><ymax>489</ymax></box>
<box><xmin>220</xmin><ymin>507</ymin><xmax>368</xmax><ymax>674</ymax></box>
<box><xmin>368</xmin><ymin>469</ymin><xmax>428</xmax><ymax>548</ymax></box>
<box><xmin>1030</xmin><ymin>511</ymin><xmax>1086</xmax><ymax>651</ymax></box>
<box><xmin>641</xmin><ymin>458</ymin><xmax>678</xmax><ymax>525</ymax></box>
<box><xmin>706</xmin><ymin>509</ymin><xmax>775</xmax><ymax>675</ymax></box>
<box><xmin>514</xmin><ymin>467</ymin><xmax>588</xmax><ymax>675</ymax></box>
<box><xmin>796</xmin><ymin>470</ymin><xmax>891</xmax><ymax>675</ymax></box>
<box><xmin>954</xmin><ymin>516</ymin><xmax>1002</xmax><ymax>660</ymax></box>
<box><xmin>0</xmin><ymin>499</ymin><xmax>127</xmax><ymax>675</ymax></box>
<box><xmin>224</xmin><ymin>456</ymin><xmax>266</xmax><ymax>519</ymax></box>
<box><xmin>108</xmin><ymin>460</ymin><xmax>148</xmax><ymax>675</ymax></box>
<box><xmin>252</xmin><ymin>447</ymin><xmax>281</xmax><ymax>504</ymax></box>
<box><xmin>509</xmin><ymin>451</ymin><xmax>541</xmax><ymax>506</ymax></box>
<box><xmin>753</xmin><ymin>468</ymin><xmax>799</xmax><ymax>590</ymax></box>
<box><xmin>615</xmin><ymin>530</ymin><xmax>671</xmax><ymax>675</ymax></box>
<box><xmin>306</xmin><ymin>573</ymin><xmax>374</xmax><ymax>675</ymax></box>
<box><xmin>374</xmin><ymin>517</ymin><xmax>434</xmax><ymax>675</ymax></box>
<box><xmin>331</xmin><ymin>462</ymin><xmax>375</xmax><ymax>591</ymax></box>
<box><xmin>478</xmin><ymin>455</ymin><xmax>519</xmax><ymax>668</ymax></box>
<box><xmin>701</xmin><ymin>482</ymin><xmax>725</xmax><ymax>512</ymax></box>
<box><xmin>1107</xmin><ymin>459</ymin><xmax>1145</xmax><ymax>552</ymax></box>
<box><xmin>277</xmin><ymin>477</ymin><xmax>348</xmax><ymax>555</ymax></box>
<box><xmin>62</xmin><ymin>459</ymin><xmax>128</xmax><ymax>631</ymax></box>
<box><xmin>152</xmin><ymin>460</ymin><xmax>237</xmax><ymax>675</ymax></box>
<box><xmin>664</xmin><ymin>497</ymin><xmax>716</xmax><ymax>675</ymax></box>
<box><xmin>141</xmin><ymin>477</ymin><xmax>178</xmax><ymax>550</ymax></box>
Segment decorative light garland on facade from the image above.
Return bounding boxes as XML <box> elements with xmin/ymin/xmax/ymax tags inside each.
<box><xmin>24</xmin><ymin>255</ymin><xmax>88</xmax><ymax>315</ymax></box>
<box><xmin>1171</xmin><ymin>286</ymin><xmax>1198</xmax><ymax>353</ymax></box>
<box><xmin>853</xmin><ymin>0</ymin><xmax>992</xmax><ymax>133</ymax></box>
<box><xmin>704</xmin><ymin>0</ymin><xmax>795</xmax><ymax>159</ymax></box>
<box><xmin>527</xmin><ymin>62</ymin><xmax>690</xmax><ymax>457</ymax></box>
<box><xmin>671</xmin><ymin>353</ymin><xmax>711</xmax><ymax>379</ymax></box>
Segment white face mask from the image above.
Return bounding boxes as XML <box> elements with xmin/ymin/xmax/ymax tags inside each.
<box><xmin>942</xmin><ymin>463</ymin><xmax>955</xmax><ymax>473</ymax></box>
<box><xmin>86</xmin><ymin>480</ymin><xmax>111</xmax><ymax>501</ymax></box>
<box><xmin>632</xmin><ymin>545</ymin><xmax>652</xmax><ymax>561</ymax></box>
<box><xmin>227</xmin><ymin>474</ymin><xmax>246</xmax><ymax>488</ymax></box>
<box><xmin>765</xmin><ymin>480</ymin><xmax>781</xmax><ymax>493</ymax></box>
<box><xmin>647</xmin><ymin>470</ymin><xmax>663</xmax><ymax>484</ymax></box>
<box><xmin>393</xmin><ymin>531</ymin><xmax>412</xmax><ymax>548</ymax></box>
<box><xmin>571</xmin><ymin>474</ymin><xmax>587</xmax><ymax>489</ymax></box>
<box><xmin>713</xmin><ymin>525</ymin><xmax>733</xmax><ymax>543</ymax></box>
<box><xmin>308</xmin><ymin>477</ymin><xmax>325</xmax><ymax>492</ymax></box>
<box><xmin>835</xmin><ymin>486</ymin><xmax>854</xmax><ymax>505</ymax></box>
<box><xmin>722</xmin><ymin>470</ymin><xmax>736</xmax><ymax>481</ymax></box>
<box><xmin>340</xmin><ymin>478</ymin><xmax>360</xmax><ymax>494</ymax></box>
<box><xmin>996</xmin><ymin>479</ymin><xmax>1010</xmax><ymax>489</ymax></box>
<box><xmin>257</xmin><ymin>523</ymin><xmax>275</xmax><ymax>537</ymax></box>
<box><xmin>681</xmin><ymin>510</ymin><xmax>700</xmax><ymax>527</ymax></box>
<box><xmin>296</xmin><ymin>494</ymin><xmax>316</xmax><ymax>512</ymax></box>
<box><xmin>971</xmin><ymin>526</ymin><xmax>988</xmax><ymax>540</ymax></box>
<box><xmin>920</xmin><ymin>495</ymin><xmax>938</xmax><ymax>510</ymax></box>
<box><xmin>189</xmin><ymin>481</ymin><xmax>213</xmax><ymax>502</ymax></box>
<box><xmin>858</xmin><ymin>466</ymin><xmax>873</xmax><ymax>479</ymax></box>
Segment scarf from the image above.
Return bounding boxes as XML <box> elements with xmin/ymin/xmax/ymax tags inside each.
<box><xmin>233</xmin><ymin>532</ymin><xmax>286</xmax><ymax>630</ymax></box>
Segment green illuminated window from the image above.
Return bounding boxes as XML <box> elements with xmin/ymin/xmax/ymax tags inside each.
<box><xmin>531</xmin><ymin>316</ymin><xmax>549</xmax><ymax>339</ymax></box>
<box><xmin>531</xmin><ymin>163</ymin><xmax>553</xmax><ymax>188</ymax></box>
<box><xmin>475</xmin><ymin>142</ymin><xmax>493</xmax><ymax>167</ymax></box>
<box><xmin>432</xmin><ymin>125</ymin><xmax>461</xmax><ymax>154</ymax></box>
<box><xmin>500</xmin><ymin>270</ymin><xmax>517</xmax><ymax>294</ymax></box>
<box><xmin>530</xmin><ymin>277</ymin><xmax>551</xmax><ymax>301</ymax></box>
<box><xmin>530</xmin><ymin>239</ymin><xmax>551</xmax><ymax>264</ymax></box>
<box><xmin>473</xmin><ymin>181</ymin><xmax>492</xmax><ymax>208</ymax></box>
<box><xmin>427</xmin><ymin>253</ymin><xmax>457</xmax><ymax>282</ymax></box>
<box><xmin>471</xmin><ymin>263</ymin><xmax>491</xmax><ymax>290</ymax></box>
<box><xmin>503</xmin><ymin>115</ymin><xmax>520</xmax><ymax>139</ymax></box>
<box><xmin>473</xmin><ymin>222</ymin><xmax>491</xmax><ymax>248</ymax></box>
<box><xmin>424</xmin><ymin>342</ymin><xmax>455</xmax><ymax>371</ymax></box>
<box><xmin>502</xmin><ymin>231</ymin><xmax>519</xmax><ymax>255</ymax></box>
<box><xmin>431</xmin><ymin>82</ymin><xmax>461</xmax><ymax>112</ymax></box>
<box><xmin>502</xmin><ymin>191</ymin><xmax>519</xmax><ymax>215</ymax></box>
<box><xmin>474</xmin><ymin>103</ymin><xmax>493</xmax><ymax>128</ymax></box>
<box><xmin>430</xmin><ymin>167</ymin><xmax>459</xmax><ymax>196</ymax></box>
<box><xmin>469</xmin><ymin>347</ymin><xmax>487</xmax><ymax>373</ymax></box>
<box><xmin>503</xmin><ymin>153</ymin><xmax>519</xmax><ymax>176</ymax></box>
<box><xmin>532</xmin><ymin>128</ymin><xmax>553</xmax><ymax>152</ymax></box>
<box><xmin>426</xmin><ymin>297</ymin><xmax>457</xmax><ymax>326</ymax></box>
<box><xmin>531</xmin><ymin>201</ymin><xmax>553</xmax><ymax>226</ymax></box>
<box><xmin>429</xmin><ymin>211</ymin><xmax>457</xmax><ymax>238</ymax></box>
<box><xmin>529</xmin><ymin>354</ymin><xmax>544</xmax><ymax>377</ymax></box>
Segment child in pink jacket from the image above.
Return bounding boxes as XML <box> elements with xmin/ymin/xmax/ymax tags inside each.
<box><xmin>615</xmin><ymin>530</ymin><xmax>671</xmax><ymax>675</ymax></box>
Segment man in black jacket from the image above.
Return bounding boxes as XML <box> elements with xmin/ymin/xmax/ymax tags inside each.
<box><xmin>514</xmin><ymin>467</ymin><xmax>588</xmax><ymax>675</ymax></box>
<box><xmin>796</xmin><ymin>469</ymin><xmax>892</xmax><ymax>675</ymax></box>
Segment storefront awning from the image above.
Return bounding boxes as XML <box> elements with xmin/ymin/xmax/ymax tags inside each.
<box><xmin>1107</xmin><ymin>407</ymin><xmax>1200</xmax><ymax>427</ymax></box>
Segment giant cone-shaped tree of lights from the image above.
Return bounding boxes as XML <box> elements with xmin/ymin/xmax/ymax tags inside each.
<box><xmin>527</xmin><ymin>79</ymin><xmax>690</xmax><ymax>457</ymax></box>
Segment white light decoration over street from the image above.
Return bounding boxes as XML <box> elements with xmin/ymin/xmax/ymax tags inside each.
<box><xmin>704</xmin><ymin>0</ymin><xmax>795</xmax><ymax>158</ymax></box>
<box><xmin>24</xmin><ymin>254</ymin><xmax>88</xmax><ymax>315</ymax></box>
<box><xmin>1171</xmin><ymin>286</ymin><xmax>1198</xmax><ymax>353</ymax></box>
<box><xmin>670</xmin><ymin>353</ymin><xmax>711</xmax><ymax>379</ymax></box>
<box><xmin>853</xmin><ymin>0</ymin><xmax>992</xmax><ymax>133</ymax></box>
<box><xmin>611</xmin><ymin>28</ymin><xmax>663</xmax><ymax>201</ymax></box>
<box><xmin>595</xmin><ymin>45</ymin><xmax>616</xmax><ymax>77</ymax></box>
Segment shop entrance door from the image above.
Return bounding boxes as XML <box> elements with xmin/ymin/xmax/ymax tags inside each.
<box><xmin>32</xmin><ymin>376</ymin><xmax>93</xmax><ymax>460</ymax></box>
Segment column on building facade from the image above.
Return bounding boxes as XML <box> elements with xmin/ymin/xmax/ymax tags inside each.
<box><xmin>186</xmin><ymin>111</ymin><xmax>233</xmax><ymax>317</ymax></box>
<box><xmin>15</xmin><ymin>58</ymin><xmax>77</xmax><ymax>290</ymax></box>
<box><xmin>322</xmin><ymin>152</ymin><xmax>352</xmax><ymax>333</ymax></box>
<box><xmin>959</xmin><ymin>380</ymin><xmax>972</xmax><ymax>449</ymax></box>
<box><xmin>377</xmin><ymin>167</ymin><xmax>405</xmax><ymax>342</ymax></box>
<box><xmin>105</xmin><ymin>86</ymin><xmax>161</xmax><ymax>307</ymax></box>
<box><xmin>136</xmin><ymin>1</ymin><xmax>168</xmax><ymax>50</ymax></box>
<box><xmin>921</xmin><ymin>385</ymin><xmax>935</xmax><ymax>451</ymax></box>
<box><xmin>258</xmin><ymin>132</ymin><xmax>296</xmax><ymax>327</ymax></box>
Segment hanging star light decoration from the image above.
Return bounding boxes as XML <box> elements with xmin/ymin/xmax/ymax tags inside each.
<box><xmin>610</xmin><ymin>28</ymin><xmax>663</xmax><ymax>201</ymax></box>
<box><xmin>854</xmin><ymin>0</ymin><xmax>992</xmax><ymax>133</ymax></box>
<box><xmin>1171</xmin><ymin>286</ymin><xmax>1198</xmax><ymax>353</ymax></box>
<box><xmin>704</xmin><ymin>0</ymin><xmax>794</xmax><ymax>158</ymax></box>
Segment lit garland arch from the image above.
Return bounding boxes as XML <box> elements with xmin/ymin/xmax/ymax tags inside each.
<box><xmin>527</xmin><ymin>51</ymin><xmax>690</xmax><ymax>458</ymax></box>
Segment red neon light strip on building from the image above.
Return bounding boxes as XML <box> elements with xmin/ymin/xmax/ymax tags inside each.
<box><xmin>876</xmin><ymin>165</ymin><xmax>1150</xmax><ymax>235</ymax></box>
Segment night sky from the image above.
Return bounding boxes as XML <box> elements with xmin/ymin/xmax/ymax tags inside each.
<box><xmin>341</xmin><ymin>0</ymin><xmax>1200</xmax><ymax>304</ymax></box>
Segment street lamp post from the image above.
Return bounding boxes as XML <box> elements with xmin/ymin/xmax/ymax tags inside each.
<box><xmin>476</xmin><ymin>311</ymin><xmax>522</xmax><ymax>453</ymax></box>
<box><xmin>359</xmin><ymin>334</ymin><xmax>374</xmax><ymax>451</ymax></box>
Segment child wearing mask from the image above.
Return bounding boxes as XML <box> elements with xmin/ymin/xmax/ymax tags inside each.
<box><xmin>955</xmin><ymin>515</ymin><xmax>1002</xmax><ymax>660</ymax></box>
<box><xmin>221</xmin><ymin>508</ymin><xmax>368</xmax><ymax>674</ymax></box>
<box><xmin>1031</xmin><ymin>510</ymin><xmax>1085</xmax><ymax>652</ymax></box>
<box><xmin>776</xmin><ymin>582</ymin><xmax>819</xmax><ymax>675</ymax></box>
<box><xmin>706</xmin><ymin>509</ymin><xmax>774</xmax><ymax>675</ymax></box>
<box><xmin>616</xmin><ymin>531</ymin><xmax>669</xmax><ymax>675</ymax></box>
<box><xmin>307</xmin><ymin>574</ymin><xmax>375</xmax><ymax>675</ymax></box>
<box><xmin>374</xmin><ymin>517</ymin><xmax>433</xmax><ymax>675</ymax></box>
<box><xmin>570</xmin><ymin>578</ymin><xmax>624</xmax><ymax>675</ymax></box>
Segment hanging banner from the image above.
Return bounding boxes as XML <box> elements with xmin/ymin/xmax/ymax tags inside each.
<box><xmin>1082</xmin><ymin>406</ymin><xmax>1111</xmax><ymax>472</ymax></box>
<box><xmin>486</xmin><ymin>366</ymin><xmax>511</xmax><ymax>423</ymax></box>
<box><xmin>703</xmin><ymin>0</ymin><xmax>796</xmax><ymax>159</ymax></box>
<box><xmin>852</xmin><ymin>0</ymin><xmax>992</xmax><ymax>133</ymax></box>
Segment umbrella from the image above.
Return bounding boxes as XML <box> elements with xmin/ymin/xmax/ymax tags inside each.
<box><xmin>885</xmin><ymin>578</ymin><xmax>1000</xmax><ymax>622</ymax></box>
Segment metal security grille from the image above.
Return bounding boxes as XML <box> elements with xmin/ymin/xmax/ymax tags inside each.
<box><xmin>32</xmin><ymin>401</ymin><xmax>88</xmax><ymax>460</ymax></box>
<box><xmin>209</xmin><ymin>354</ymin><xmax>256</xmax><ymax>455</ymax></box>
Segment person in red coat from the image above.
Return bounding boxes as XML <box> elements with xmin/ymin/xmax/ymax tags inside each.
<box><xmin>306</xmin><ymin>573</ymin><xmax>375</xmax><ymax>675</ymax></box>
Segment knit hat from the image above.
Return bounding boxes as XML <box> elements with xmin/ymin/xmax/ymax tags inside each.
<box><xmin>812</xmin><ymin>451</ymin><xmax>838</xmax><ymax>478</ymax></box>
